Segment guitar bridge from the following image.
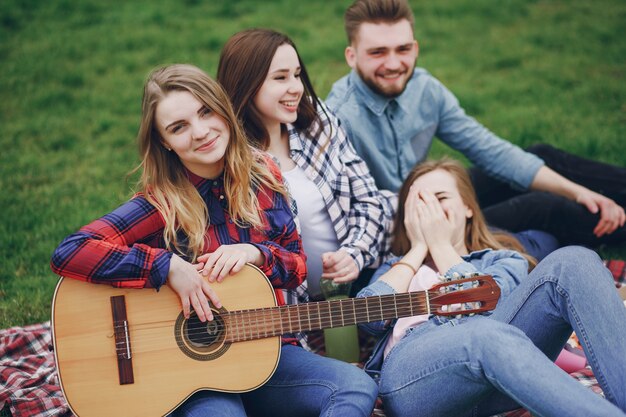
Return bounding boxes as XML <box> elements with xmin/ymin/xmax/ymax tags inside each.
<box><xmin>111</xmin><ymin>295</ymin><xmax>134</xmax><ymax>385</ymax></box>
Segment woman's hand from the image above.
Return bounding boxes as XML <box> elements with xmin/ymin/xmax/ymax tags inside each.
<box><xmin>404</xmin><ymin>184</ymin><xmax>427</xmax><ymax>251</ymax></box>
<box><xmin>417</xmin><ymin>189</ymin><xmax>464</xmax><ymax>273</ymax></box>
<box><xmin>197</xmin><ymin>243</ymin><xmax>264</xmax><ymax>283</ymax></box>
<box><xmin>321</xmin><ymin>250</ymin><xmax>359</xmax><ymax>283</ymax></box>
<box><xmin>416</xmin><ymin>189</ymin><xmax>455</xmax><ymax>248</ymax></box>
<box><xmin>167</xmin><ymin>254</ymin><xmax>222</xmax><ymax>322</ymax></box>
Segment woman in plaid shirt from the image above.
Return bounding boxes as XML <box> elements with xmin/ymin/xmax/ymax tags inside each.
<box><xmin>218</xmin><ymin>29</ymin><xmax>391</xmax><ymax>300</ymax></box>
<box><xmin>51</xmin><ymin>64</ymin><xmax>378</xmax><ymax>417</ymax></box>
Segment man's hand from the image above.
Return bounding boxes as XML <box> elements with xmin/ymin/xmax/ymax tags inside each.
<box><xmin>576</xmin><ymin>190</ymin><xmax>626</xmax><ymax>237</ymax></box>
<box><xmin>531</xmin><ymin>165</ymin><xmax>625</xmax><ymax>238</ymax></box>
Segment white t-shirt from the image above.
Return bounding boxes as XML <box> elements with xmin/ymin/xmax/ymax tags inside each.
<box><xmin>283</xmin><ymin>165</ymin><xmax>339</xmax><ymax>299</ymax></box>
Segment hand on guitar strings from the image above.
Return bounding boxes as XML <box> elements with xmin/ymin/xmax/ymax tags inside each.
<box><xmin>167</xmin><ymin>254</ymin><xmax>222</xmax><ymax>322</ymax></box>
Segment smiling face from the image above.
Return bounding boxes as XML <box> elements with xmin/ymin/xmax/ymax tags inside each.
<box><xmin>253</xmin><ymin>44</ymin><xmax>304</xmax><ymax>133</ymax></box>
<box><xmin>156</xmin><ymin>90</ymin><xmax>229</xmax><ymax>179</ymax></box>
<box><xmin>411</xmin><ymin>168</ymin><xmax>473</xmax><ymax>250</ymax></box>
<box><xmin>346</xmin><ymin>19</ymin><xmax>418</xmax><ymax>98</ymax></box>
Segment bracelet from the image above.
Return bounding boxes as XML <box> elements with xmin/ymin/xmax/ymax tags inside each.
<box><xmin>392</xmin><ymin>261</ymin><xmax>417</xmax><ymax>275</ymax></box>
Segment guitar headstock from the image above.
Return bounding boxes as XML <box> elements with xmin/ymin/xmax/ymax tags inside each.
<box><xmin>429</xmin><ymin>274</ymin><xmax>500</xmax><ymax>316</ymax></box>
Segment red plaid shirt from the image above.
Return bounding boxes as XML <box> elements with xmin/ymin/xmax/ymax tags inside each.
<box><xmin>50</xmin><ymin>163</ymin><xmax>306</xmax><ymax>303</ymax></box>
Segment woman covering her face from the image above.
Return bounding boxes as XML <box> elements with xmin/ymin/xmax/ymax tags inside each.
<box><xmin>358</xmin><ymin>158</ymin><xmax>626</xmax><ymax>417</ymax></box>
<box><xmin>217</xmin><ymin>28</ymin><xmax>391</xmax><ymax>300</ymax></box>
<box><xmin>50</xmin><ymin>64</ymin><xmax>378</xmax><ymax>417</ymax></box>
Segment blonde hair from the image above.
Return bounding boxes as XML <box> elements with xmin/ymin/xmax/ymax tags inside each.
<box><xmin>392</xmin><ymin>158</ymin><xmax>536</xmax><ymax>268</ymax></box>
<box><xmin>136</xmin><ymin>64</ymin><xmax>285</xmax><ymax>260</ymax></box>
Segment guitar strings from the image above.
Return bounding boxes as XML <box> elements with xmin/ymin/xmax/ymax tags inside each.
<box><xmin>110</xmin><ymin>291</ymin><xmax>434</xmax><ymax>334</ymax></box>
<box><xmin>109</xmin><ymin>299</ymin><xmax>486</xmax><ymax>352</ymax></box>
<box><xmin>109</xmin><ymin>294</ymin><xmax>485</xmax><ymax>346</ymax></box>
<box><xmin>110</xmin><ymin>297</ymin><xmax>484</xmax><ymax>353</ymax></box>
<box><xmin>109</xmin><ymin>289</ymin><xmax>479</xmax><ymax>338</ymax></box>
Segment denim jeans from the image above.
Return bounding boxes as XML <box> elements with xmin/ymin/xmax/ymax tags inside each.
<box><xmin>471</xmin><ymin>144</ymin><xmax>626</xmax><ymax>247</ymax></box>
<box><xmin>171</xmin><ymin>344</ymin><xmax>378</xmax><ymax>417</ymax></box>
<box><xmin>378</xmin><ymin>246</ymin><xmax>626</xmax><ymax>417</ymax></box>
<box><xmin>508</xmin><ymin>229</ymin><xmax>559</xmax><ymax>261</ymax></box>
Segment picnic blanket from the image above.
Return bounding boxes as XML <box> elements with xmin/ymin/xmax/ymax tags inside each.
<box><xmin>0</xmin><ymin>323</ymin><xmax>607</xmax><ymax>417</ymax></box>
<box><xmin>0</xmin><ymin>322</ymin><xmax>72</xmax><ymax>417</ymax></box>
<box><xmin>604</xmin><ymin>259</ymin><xmax>626</xmax><ymax>288</ymax></box>
<box><xmin>3</xmin><ymin>255</ymin><xmax>624</xmax><ymax>417</ymax></box>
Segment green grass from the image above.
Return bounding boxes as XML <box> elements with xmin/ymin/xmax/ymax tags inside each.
<box><xmin>1</xmin><ymin>0</ymin><xmax>625</xmax><ymax>329</ymax></box>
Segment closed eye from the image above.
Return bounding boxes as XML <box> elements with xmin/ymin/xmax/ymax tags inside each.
<box><xmin>435</xmin><ymin>192</ymin><xmax>450</xmax><ymax>201</ymax></box>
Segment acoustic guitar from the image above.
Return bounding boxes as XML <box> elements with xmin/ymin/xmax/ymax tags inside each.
<box><xmin>51</xmin><ymin>264</ymin><xmax>500</xmax><ymax>416</ymax></box>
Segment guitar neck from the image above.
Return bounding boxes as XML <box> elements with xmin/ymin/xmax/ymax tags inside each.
<box><xmin>223</xmin><ymin>292</ymin><xmax>428</xmax><ymax>343</ymax></box>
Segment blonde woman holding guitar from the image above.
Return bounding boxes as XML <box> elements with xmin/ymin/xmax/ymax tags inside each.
<box><xmin>50</xmin><ymin>64</ymin><xmax>377</xmax><ymax>417</ymax></box>
<box><xmin>358</xmin><ymin>158</ymin><xmax>626</xmax><ymax>417</ymax></box>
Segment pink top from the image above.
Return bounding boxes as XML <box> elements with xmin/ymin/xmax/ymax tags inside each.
<box><xmin>384</xmin><ymin>264</ymin><xmax>439</xmax><ymax>358</ymax></box>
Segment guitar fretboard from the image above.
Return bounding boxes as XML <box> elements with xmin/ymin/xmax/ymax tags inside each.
<box><xmin>223</xmin><ymin>292</ymin><xmax>428</xmax><ymax>343</ymax></box>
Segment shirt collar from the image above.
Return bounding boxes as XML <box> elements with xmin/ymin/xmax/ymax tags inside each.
<box><xmin>286</xmin><ymin>123</ymin><xmax>304</xmax><ymax>153</ymax></box>
<box><xmin>350</xmin><ymin>69</ymin><xmax>414</xmax><ymax>116</ymax></box>
<box><xmin>462</xmin><ymin>248</ymin><xmax>494</xmax><ymax>260</ymax></box>
<box><xmin>184</xmin><ymin>167</ymin><xmax>225</xmax><ymax>190</ymax></box>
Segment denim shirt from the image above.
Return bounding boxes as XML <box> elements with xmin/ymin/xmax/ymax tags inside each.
<box><xmin>355</xmin><ymin>248</ymin><xmax>528</xmax><ymax>381</ymax></box>
<box><xmin>326</xmin><ymin>69</ymin><xmax>544</xmax><ymax>194</ymax></box>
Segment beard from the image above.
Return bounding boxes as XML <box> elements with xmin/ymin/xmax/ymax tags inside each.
<box><xmin>355</xmin><ymin>66</ymin><xmax>413</xmax><ymax>98</ymax></box>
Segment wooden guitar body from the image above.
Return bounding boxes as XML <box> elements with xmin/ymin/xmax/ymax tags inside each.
<box><xmin>51</xmin><ymin>265</ymin><xmax>280</xmax><ymax>417</ymax></box>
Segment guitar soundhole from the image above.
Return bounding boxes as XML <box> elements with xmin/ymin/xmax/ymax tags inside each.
<box><xmin>174</xmin><ymin>308</ymin><xmax>230</xmax><ymax>361</ymax></box>
<box><xmin>185</xmin><ymin>314</ymin><xmax>223</xmax><ymax>347</ymax></box>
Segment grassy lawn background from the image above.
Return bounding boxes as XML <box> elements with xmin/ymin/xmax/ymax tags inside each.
<box><xmin>1</xmin><ymin>0</ymin><xmax>625</xmax><ymax>329</ymax></box>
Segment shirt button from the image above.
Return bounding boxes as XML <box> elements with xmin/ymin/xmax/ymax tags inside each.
<box><xmin>219</xmin><ymin>195</ymin><xmax>225</xmax><ymax>200</ymax></box>
<box><xmin>213</xmin><ymin>181</ymin><xmax>218</xmax><ymax>185</ymax></box>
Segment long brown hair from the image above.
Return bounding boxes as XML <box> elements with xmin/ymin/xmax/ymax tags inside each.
<box><xmin>392</xmin><ymin>158</ymin><xmax>536</xmax><ymax>268</ymax></box>
<box><xmin>217</xmin><ymin>28</ymin><xmax>326</xmax><ymax>150</ymax></box>
<box><xmin>136</xmin><ymin>64</ymin><xmax>285</xmax><ymax>260</ymax></box>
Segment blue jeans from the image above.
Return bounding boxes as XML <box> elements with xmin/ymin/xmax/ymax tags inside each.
<box><xmin>171</xmin><ymin>344</ymin><xmax>378</xmax><ymax>417</ymax></box>
<box><xmin>510</xmin><ymin>229</ymin><xmax>559</xmax><ymax>261</ymax></box>
<box><xmin>379</xmin><ymin>246</ymin><xmax>626</xmax><ymax>417</ymax></box>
